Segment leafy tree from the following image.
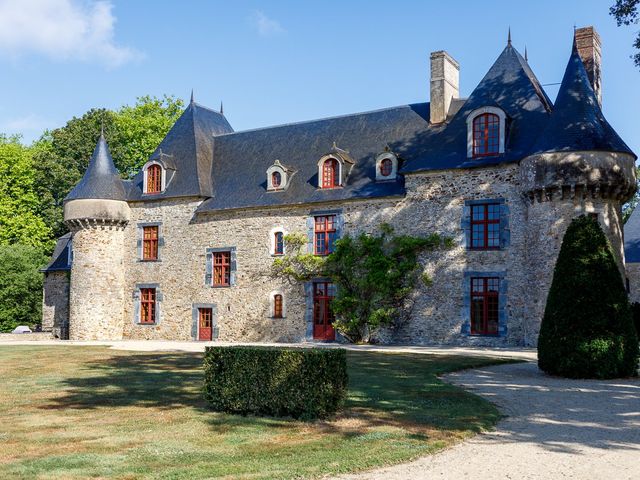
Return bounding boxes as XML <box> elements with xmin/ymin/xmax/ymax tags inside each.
<box><xmin>0</xmin><ymin>135</ymin><xmax>53</xmax><ymax>249</ymax></box>
<box><xmin>538</xmin><ymin>215</ymin><xmax>639</xmax><ymax>378</ymax></box>
<box><xmin>33</xmin><ymin>95</ymin><xmax>184</xmax><ymax>238</ymax></box>
<box><xmin>0</xmin><ymin>244</ymin><xmax>49</xmax><ymax>332</ymax></box>
<box><xmin>272</xmin><ymin>224</ymin><xmax>452</xmax><ymax>343</ymax></box>
<box><xmin>610</xmin><ymin>0</ymin><xmax>640</xmax><ymax>68</ymax></box>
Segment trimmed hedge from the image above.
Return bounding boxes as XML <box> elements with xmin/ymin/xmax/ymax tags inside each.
<box><xmin>538</xmin><ymin>215</ymin><xmax>639</xmax><ymax>379</ymax></box>
<box><xmin>203</xmin><ymin>346</ymin><xmax>348</xmax><ymax>420</ymax></box>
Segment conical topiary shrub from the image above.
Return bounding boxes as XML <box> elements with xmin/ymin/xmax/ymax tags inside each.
<box><xmin>538</xmin><ymin>215</ymin><xmax>639</xmax><ymax>378</ymax></box>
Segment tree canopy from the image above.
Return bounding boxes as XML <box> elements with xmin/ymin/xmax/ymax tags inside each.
<box><xmin>610</xmin><ymin>0</ymin><xmax>640</xmax><ymax>68</ymax></box>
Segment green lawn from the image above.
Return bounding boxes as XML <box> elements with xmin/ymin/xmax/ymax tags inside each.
<box><xmin>0</xmin><ymin>346</ymin><xmax>516</xmax><ymax>479</ymax></box>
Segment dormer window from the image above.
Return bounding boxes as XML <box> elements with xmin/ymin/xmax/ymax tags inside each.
<box><xmin>466</xmin><ymin>107</ymin><xmax>506</xmax><ymax>158</ymax></box>
<box><xmin>267</xmin><ymin>160</ymin><xmax>291</xmax><ymax>191</ymax></box>
<box><xmin>375</xmin><ymin>152</ymin><xmax>398</xmax><ymax>181</ymax></box>
<box><xmin>143</xmin><ymin>162</ymin><xmax>165</xmax><ymax>194</ymax></box>
<box><xmin>322</xmin><ymin>158</ymin><xmax>339</xmax><ymax>188</ymax></box>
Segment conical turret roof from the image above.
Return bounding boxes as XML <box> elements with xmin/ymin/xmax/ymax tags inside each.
<box><xmin>533</xmin><ymin>37</ymin><xmax>635</xmax><ymax>157</ymax></box>
<box><xmin>65</xmin><ymin>133</ymin><xmax>127</xmax><ymax>202</ymax></box>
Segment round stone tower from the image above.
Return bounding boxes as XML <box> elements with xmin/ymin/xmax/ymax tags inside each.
<box><xmin>63</xmin><ymin>133</ymin><xmax>130</xmax><ymax>340</ymax></box>
<box><xmin>519</xmin><ymin>35</ymin><xmax>637</xmax><ymax>345</ymax></box>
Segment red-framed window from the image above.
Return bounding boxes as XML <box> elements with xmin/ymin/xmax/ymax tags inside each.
<box><xmin>322</xmin><ymin>158</ymin><xmax>339</xmax><ymax>189</ymax></box>
<box><xmin>379</xmin><ymin>158</ymin><xmax>393</xmax><ymax>177</ymax></box>
<box><xmin>471</xmin><ymin>203</ymin><xmax>501</xmax><ymax>250</ymax></box>
<box><xmin>142</xmin><ymin>226</ymin><xmax>159</xmax><ymax>260</ymax></box>
<box><xmin>273</xmin><ymin>294</ymin><xmax>283</xmax><ymax>318</ymax></box>
<box><xmin>313</xmin><ymin>282</ymin><xmax>336</xmax><ymax>340</ymax></box>
<box><xmin>314</xmin><ymin>215</ymin><xmax>337</xmax><ymax>256</ymax></box>
<box><xmin>146</xmin><ymin>164</ymin><xmax>162</xmax><ymax>193</ymax></box>
<box><xmin>472</xmin><ymin>113</ymin><xmax>500</xmax><ymax>157</ymax></box>
<box><xmin>272</xmin><ymin>171</ymin><xmax>282</xmax><ymax>188</ymax></box>
<box><xmin>212</xmin><ymin>251</ymin><xmax>231</xmax><ymax>287</ymax></box>
<box><xmin>140</xmin><ymin>288</ymin><xmax>156</xmax><ymax>324</ymax></box>
<box><xmin>274</xmin><ymin>231</ymin><xmax>284</xmax><ymax>255</ymax></box>
<box><xmin>470</xmin><ymin>277</ymin><xmax>499</xmax><ymax>335</ymax></box>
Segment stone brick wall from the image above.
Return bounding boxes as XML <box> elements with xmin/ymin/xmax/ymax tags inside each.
<box><xmin>68</xmin><ymin>223</ymin><xmax>126</xmax><ymax>341</ymax></box>
<box><xmin>42</xmin><ymin>271</ymin><xmax>69</xmax><ymax>338</ymax></box>
<box><xmin>626</xmin><ymin>263</ymin><xmax>640</xmax><ymax>304</ymax></box>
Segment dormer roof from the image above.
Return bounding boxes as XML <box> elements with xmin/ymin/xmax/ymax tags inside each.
<box><xmin>532</xmin><ymin>38</ymin><xmax>635</xmax><ymax>158</ymax></box>
<box><xmin>65</xmin><ymin>133</ymin><xmax>126</xmax><ymax>202</ymax></box>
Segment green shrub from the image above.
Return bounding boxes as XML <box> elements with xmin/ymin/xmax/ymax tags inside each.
<box><xmin>632</xmin><ymin>302</ymin><xmax>640</xmax><ymax>338</ymax></box>
<box><xmin>0</xmin><ymin>244</ymin><xmax>48</xmax><ymax>332</ymax></box>
<box><xmin>538</xmin><ymin>215</ymin><xmax>639</xmax><ymax>378</ymax></box>
<box><xmin>203</xmin><ymin>346</ymin><xmax>348</xmax><ymax>420</ymax></box>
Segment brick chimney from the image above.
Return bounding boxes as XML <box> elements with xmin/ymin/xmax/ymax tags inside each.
<box><xmin>430</xmin><ymin>51</ymin><xmax>459</xmax><ymax>124</ymax></box>
<box><xmin>575</xmin><ymin>26</ymin><xmax>602</xmax><ymax>106</ymax></box>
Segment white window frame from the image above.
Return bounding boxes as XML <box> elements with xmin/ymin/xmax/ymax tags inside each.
<box><xmin>269</xmin><ymin>290</ymin><xmax>286</xmax><ymax>318</ymax></box>
<box><xmin>266</xmin><ymin>160</ymin><xmax>288</xmax><ymax>191</ymax></box>
<box><xmin>317</xmin><ymin>154</ymin><xmax>344</xmax><ymax>189</ymax></box>
<box><xmin>375</xmin><ymin>152</ymin><xmax>398</xmax><ymax>181</ymax></box>
<box><xmin>466</xmin><ymin>106</ymin><xmax>507</xmax><ymax>158</ymax></box>
<box><xmin>142</xmin><ymin>160</ymin><xmax>167</xmax><ymax>194</ymax></box>
<box><xmin>269</xmin><ymin>226</ymin><xmax>287</xmax><ymax>256</ymax></box>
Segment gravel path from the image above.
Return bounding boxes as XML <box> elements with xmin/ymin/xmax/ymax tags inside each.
<box><xmin>335</xmin><ymin>362</ymin><xmax>640</xmax><ymax>480</ymax></box>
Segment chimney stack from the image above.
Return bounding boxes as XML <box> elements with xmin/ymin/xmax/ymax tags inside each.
<box><xmin>575</xmin><ymin>26</ymin><xmax>602</xmax><ymax>106</ymax></box>
<box><xmin>430</xmin><ymin>51</ymin><xmax>459</xmax><ymax>124</ymax></box>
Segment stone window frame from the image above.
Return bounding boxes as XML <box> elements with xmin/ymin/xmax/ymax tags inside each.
<box><xmin>461</xmin><ymin>271</ymin><xmax>507</xmax><ymax>337</ymax></box>
<box><xmin>266</xmin><ymin>160</ymin><xmax>289</xmax><ymax>191</ymax></box>
<box><xmin>269</xmin><ymin>226</ymin><xmax>287</xmax><ymax>256</ymax></box>
<box><xmin>137</xmin><ymin>222</ymin><xmax>164</xmax><ymax>262</ymax></box>
<box><xmin>205</xmin><ymin>247</ymin><xmax>237</xmax><ymax>288</ymax></box>
<box><xmin>375</xmin><ymin>152</ymin><xmax>399</xmax><ymax>181</ymax></box>
<box><xmin>191</xmin><ymin>303</ymin><xmax>219</xmax><ymax>340</ymax></box>
<box><xmin>306</xmin><ymin>209</ymin><xmax>344</xmax><ymax>255</ymax></box>
<box><xmin>141</xmin><ymin>160</ymin><xmax>167</xmax><ymax>195</ymax></box>
<box><xmin>317</xmin><ymin>154</ymin><xmax>345</xmax><ymax>189</ymax></box>
<box><xmin>269</xmin><ymin>290</ymin><xmax>286</xmax><ymax>319</ymax></box>
<box><xmin>466</xmin><ymin>106</ymin><xmax>507</xmax><ymax>158</ymax></box>
<box><xmin>461</xmin><ymin>198</ymin><xmax>510</xmax><ymax>250</ymax></box>
<box><xmin>133</xmin><ymin>283</ymin><xmax>162</xmax><ymax>326</ymax></box>
<box><xmin>304</xmin><ymin>278</ymin><xmax>334</xmax><ymax>340</ymax></box>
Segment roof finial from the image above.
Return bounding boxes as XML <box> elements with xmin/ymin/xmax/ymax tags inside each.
<box><xmin>524</xmin><ymin>45</ymin><xmax>528</xmax><ymax>62</ymax></box>
<box><xmin>507</xmin><ymin>27</ymin><xmax>512</xmax><ymax>47</ymax></box>
<box><xmin>220</xmin><ymin>101</ymin><xmax>224</xmax><ymax>115</ymax></box>
<box><xmin>190</xmin><ymin>89</ymin><xmax>194</xmax><ymax>104</ymax></box>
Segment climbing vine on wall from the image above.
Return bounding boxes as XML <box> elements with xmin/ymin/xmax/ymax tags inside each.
<box><xmin>271</xmin><ymin>224</ymin><xmax>454</xmax><ymax>343</ymax></box>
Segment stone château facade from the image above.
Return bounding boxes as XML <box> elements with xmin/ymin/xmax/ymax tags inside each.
<box><xmin>42</xmin><ymin>27</ymin><xmax>637</xmax><ymax>346</ymax></box>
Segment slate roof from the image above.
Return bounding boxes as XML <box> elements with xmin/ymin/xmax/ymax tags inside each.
<box><xmin>197</xmin><ymin>104</ymin><xmax>429</xmax><ymax>212</ymax></box>
<box><xmin>111</xmin><ymin>37</ymin><xmax>634</xmax><ymax>213</ymax></box>
<box><xmin>624</xmin><ymin>207</ymin><xmax>640</xmax><ymax>263</ymax></box>
<box><xmin>400</xmin><ymin>44</ymin><xmax>552</xmax><ymax>172</ymax></box>
<box><xmin>532</xmin><ymin>39</ymin><xmax>635</xmax><ymax>157</ymax></box>
<box><xmin>126</xmin><ymin>100</ymin><xmax>233</xmax><ymax>200</ymax></box>
<box><xmin>41</xmin><ymin>233</ymin><xmax>71</xmax><ymax>272</ymax></box>
<box><xmin>65</xmin><ymin>134</ymin><xmax>126</xmax><ymax>202</ymax></box>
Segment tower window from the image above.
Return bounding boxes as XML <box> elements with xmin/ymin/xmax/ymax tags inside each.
<box><xmin>322</xmin><ymin>158</ymin><xmax>339</xmax><ymax>189</ymax></box>
<box><xmin>142</xmin><ymin>226</ymin><xmax>159</xmax><ymax>260</ymax></box>
<box><xmin>470</xmin><ymin>203</ymin><xmax>501</xmax><ymax>250</ymax></box>
<box><xmin>274</xmin><ymin>231</ymin><xmax>284</xmax><ymax>255</ymax></box>
<box><xmin>273</xmin><ymin>294</ymin><xmax>283</xmax><ymax>318</ymax></box>
<box><xmin>146</xmin><ymin>164</ymin><xmax>163</xmax><ymax>193</ymax></box>
<box><xmin>212</xmin><ymin>251</ymin><xmax>231</xmax><ymax>287</ymax></box>
<box><xmin>140</xmin><ymin>288</ymin><xmax>156</xmax><ymax>324</ymax></box>
<box><xmin>314</xmin><ymin>215</ymin><xmax>337</xmax><ymax>255</ymax></box>
<box><xmin>470</xmin><ymin>277</ymin><xmax>499</xmax><ymax>335</ymax></box>
<box><xmin>472</xmin><ymin>113</ymin><xmax>500</xmax><ymax>157</ymax></box>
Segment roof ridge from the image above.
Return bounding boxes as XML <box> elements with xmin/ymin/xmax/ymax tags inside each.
<box><xmin>214</xmin><ymin>103</ymin><xmax>428</xmax><ymax>138</ymax></box>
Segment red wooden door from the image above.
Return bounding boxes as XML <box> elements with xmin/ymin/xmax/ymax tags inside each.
<box><xmin>313</xmin><ymin>282</ymin><xmax>335</xmax><ymax>341</ymax></box>
<box><xmin>198</xmin><ymin>308</ymin><xmax>213</xmax><ymax>341</ymax></box>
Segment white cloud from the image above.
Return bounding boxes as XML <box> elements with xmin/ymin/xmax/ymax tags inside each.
<box><xmin>1</xmin><ymin>114</ymin><xmax>50</xmax><ymax>132</ymax></box>
<box><xmin>0</xmin><ymin>0</ymin><xmax>141</xmax><ymax>68</ymax></box>
<box><xmin>252</xmin><ymin>10</ymin><xmax>284</xmax><ymax>37</ymax></box>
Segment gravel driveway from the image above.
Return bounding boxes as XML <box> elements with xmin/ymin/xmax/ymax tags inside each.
<box><xmin>335</xmin><ymin>362</ymin><xmax>640</xmax><ymax>480</ymax></box>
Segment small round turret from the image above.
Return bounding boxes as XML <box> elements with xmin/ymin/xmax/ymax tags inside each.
<box><xmin>64</xmin><ymin>133</ymin><xmax>130</xmax><ymax>341</ymax></box>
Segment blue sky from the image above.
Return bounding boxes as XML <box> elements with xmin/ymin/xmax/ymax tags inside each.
<box><xmin>0</xmin><ymin>0</ymin><xmax>638</xmax><ymax>155</ymax></box>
